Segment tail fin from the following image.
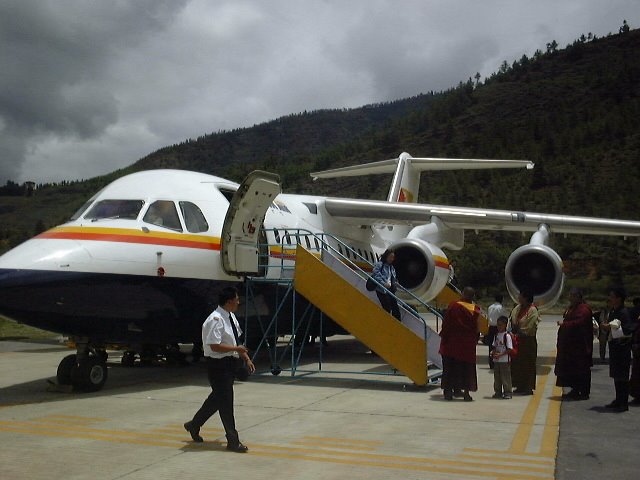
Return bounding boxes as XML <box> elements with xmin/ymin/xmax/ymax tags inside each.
<box><xmin>311</xmin><ymin>152</ymin><xmax>533</xmax><ymax>203</ymax></box>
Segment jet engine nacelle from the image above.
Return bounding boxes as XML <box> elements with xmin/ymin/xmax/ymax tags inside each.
<box><xmin>505</xmin><ymin>243</ymin><xmax>564</xmax><ymax>310</ymax></box>
<box><xmin>390</xmin><ymin>238</ymin><xmax>450</xmax><ymax>303</ymax></box>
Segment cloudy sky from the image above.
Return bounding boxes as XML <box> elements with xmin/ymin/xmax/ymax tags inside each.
<box><xmin>0</xmin><ymin>0</ymin><xmax>638</xmax><ymax>183</ymax></box>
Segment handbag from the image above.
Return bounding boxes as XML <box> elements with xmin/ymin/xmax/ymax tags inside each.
<box><xmin>365</xmin><ymin>277</ymin><xmax>377</xmax><ymax>291</ymax></box>
<box><xmin>235</xmin><ymin>362</ymin><xmax>250</xmax><ymax>381</ymax></box>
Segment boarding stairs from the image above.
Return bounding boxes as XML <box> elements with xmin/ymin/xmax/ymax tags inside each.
<box><xmin>293</xmin><ymin>244</ymin><xmax>443</xmax><ymax>386</ymax></box>
<box><xmin>245</xmin><ymin>229</ymin><xmax>488</xmax><ymax>386</ymax></box>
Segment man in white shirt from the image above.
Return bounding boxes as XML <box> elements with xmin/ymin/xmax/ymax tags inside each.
<box><xmin>184</xmin><ymin>286</ymin><xmax>255</xmax><ymax>452</ymax></box>
<box><xmin>487</xmin><ymin>295</ymin><xmax>509</xmax><ymax>369</ymax></box>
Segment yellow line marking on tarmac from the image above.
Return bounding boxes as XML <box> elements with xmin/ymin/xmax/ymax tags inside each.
<box><xmin>39</xmin><ymin>415</ymin><xmax>108</xmax><ymax>422</ymax></box>
<box><xmin>291</xmin><ymin>440</ymin><xmax>378</xmax><ymax>451</ymax></box>
<box><xmin>151</xmin><ymin>426</ymin><xmax>225</xmax><ymax>434</ymax></box>
<box><xmin>509</xmin><ymin>375</ymin><xmax>549</xmax><ymax>454</ymax></box>
<box><xmin>508</xmin><ymin>349</ymin><xmax>561</xmax><ymax>456</ymax></box>
<box><xmin>243</xmin><ymin>443</ymin><xmax>555</xmax><ymax>475</ymax></box>
<box><xmin>465</xmin><ymin>448</ymin><xmax>554</xmax><ymax>458</ymax></box>
<box><xmin>31</xmin><ymin>418</ymin><xmax>103</xmax><ymax>426</ymax></box>
<box><xmin>540</xmin><ymin>385</ymin><xmax>562</xmax><ymax>457</ymax></box>
<box><xmin>302</xmin><ymin>435</ymin><xmax>383</xmax><ymax>445</ymax></box>
<box><xmin>0</xmin><ymin>425</ymin><xmax>189</xmax><ymax>449</ymax></box>
<box><xmin>0</xmin><ymin>420</ymin><xmax>202</xmax><ymax>441</ymax></box>
<box><xmin>245</xmin><ymin>448</ymin><xmax>553</xmax><ymax>479</ymax></box>
<box><xmin>459</xmin><ymin>453</ymin><xmax>555</xmax><ymax>466</ymax></box>
<box><xmin>0</xmin><ymin>420</ymin><xmax>555</xmax><ymax>477</ymax></box>
<box><xmin>460</xmin><ymin>348</ymin><xmax>561</xmax><ymax>478</ymax></box>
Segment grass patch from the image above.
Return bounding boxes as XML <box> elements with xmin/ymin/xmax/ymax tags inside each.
<box><xmin>0</xmin><ymin>316</ymin><xmax>58</xmax><ymax>340</ymax></box>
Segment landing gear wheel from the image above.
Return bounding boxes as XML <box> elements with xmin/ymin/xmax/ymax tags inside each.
<box><xmin>72</xmin><ymin>356</ymin><xmax>108</xmax><ymax>392</ymax></box>
<box><xmin>57</xmin><ymin>354</ymin><xmax>78</xmax><ymax>385</ymax></box>
<box><xmin>121</xmin><ymin>351</ymin><xmax>136</xmax><ymax>367</ymax></box>
<box><xmin>189</xmin><ymin>344</ymin><xmax>204</xmax><ymax>364</ymax></box>
<box><xmin>271</xmin><ymin>365</ymin><xmax>282</xmax><ymax>376</ymax></box>
<box><xmin>95</xmin><ymin>349</ymin><xmax>108</xmax><ymax>363</ymax></box>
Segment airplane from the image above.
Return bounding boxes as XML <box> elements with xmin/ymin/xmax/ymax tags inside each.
<box><xmin>1</xmin><ymin>151</ymin><xmax>640</xmax><ymax>392</ymax></box>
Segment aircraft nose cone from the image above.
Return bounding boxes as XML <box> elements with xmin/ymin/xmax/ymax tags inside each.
<box><xmin>0</xmin><ymin>268</ymin><xmax>78</xmax><ymax>333</ymax></box>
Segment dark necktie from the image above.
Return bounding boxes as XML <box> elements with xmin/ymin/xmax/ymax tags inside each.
<box><xmin>229</xmin><ymin>314</ymin><xmax>241</xmax><ymax>346</ymax></box>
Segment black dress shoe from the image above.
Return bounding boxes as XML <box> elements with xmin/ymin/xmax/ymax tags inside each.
<box><xmin>561</xmin><ymin>390</ymin><xmax>579</xmax><ymax>399</ymax></box>
<box><xmin>184</xmin><ymin>421</ymin><xmax>203</xmax><ymax>443</ymax></box>
<box><xmin>605</xmin><ymin>401</ymin><xmax>621</xmax><ymax>409</ymax></box>
<box><xmin>463</xmin><ymin>393</ymin><xmax>473</xmax><ymax>402</ymax></box>
<box><xmin>227</xmin><ymin>442</ymin><xmax>249</xmax><ymax>453</ymax></box>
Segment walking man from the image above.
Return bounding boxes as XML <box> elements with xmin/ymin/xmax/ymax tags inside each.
<box><xmin>184</xmin><ymin>286</ymin><xmax>255</xmax><ymax>451</ymax></box>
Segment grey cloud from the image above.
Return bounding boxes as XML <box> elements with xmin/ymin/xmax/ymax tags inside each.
<box><xmin>0</xmin><ymin>0</ymin><xmax>187</xmax><ymax>182</ymax></box>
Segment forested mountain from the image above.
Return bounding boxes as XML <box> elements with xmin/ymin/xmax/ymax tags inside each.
<box><xmin>2</xmin><ymin>27</ymin><xmax>639</xmax><ymax>301</ymax></box>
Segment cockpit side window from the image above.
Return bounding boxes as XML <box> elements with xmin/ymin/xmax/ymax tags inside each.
<box><xmin>179</xmin><ymin>201</ymin><xmax>209</xmax><ymax>233</ymax></box>
<box><xmin>71</xmin><ymin>199</ymin><xmax>94</xmax><ymax>221</ymax></box>
<box><xmin>143</xmin><ymin>200</ymin><xmax>182</xmax><ymax>231</ymax></box>
<box><xmin>84</xmin><ymin>199</ymin><xmax>145</xmax><ymax>221</ymax></box>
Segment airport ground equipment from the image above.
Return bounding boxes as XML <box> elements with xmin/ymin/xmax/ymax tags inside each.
<box><xmin>244</xmin><ymin>229</ymin><xmax>453</xmax><ymax>385</ymax></box>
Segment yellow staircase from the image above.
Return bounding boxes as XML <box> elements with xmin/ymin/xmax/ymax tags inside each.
<box><xmin>293</xmin><ymin>246</ymin><xmax>427</xmax><ymax>386</ymax></box>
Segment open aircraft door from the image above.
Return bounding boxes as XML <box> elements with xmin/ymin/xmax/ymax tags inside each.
<box><xmin>220</xmin><ymin>170</ymin><xmax>281</xmax><ymax>276</ymax></box>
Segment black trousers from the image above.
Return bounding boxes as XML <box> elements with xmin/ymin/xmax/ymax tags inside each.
<box><xmin>609</xmin><ymin>340</ymin><xmax>632</xmax><ymax>406</ymax></box>
<box><xmin>191</xmin><ymin>356</ymin><xmax>240</xmax><ymax>445</ymax></box>
<box><xmin>376</xmin><ymin>291</ymin><xmax>401</xmax><ymax>321</ymax></box>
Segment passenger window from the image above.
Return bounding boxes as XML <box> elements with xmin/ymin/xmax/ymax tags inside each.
<box><xmin>143</xmin><ymin>200</ymin><xmax>182</xmax><ymax>231</ymax></box>
<box><xmin>285</xmin><ymin>231</ymin><xmax>291</xmax><ymax>245</ymax></box>
<box><xmin>179</xmin><ymin>201</ymin><xmax>209</xmax><ymax>233</ymax></box>
<box><xmin>357</xmin><ymin>248</ymin><xmax>363</xmax><ymax>258</ymax></box>
<box><xmin>304</xmin><ymin>236</ymin><xmax>311</xmax><ymax>248</ymax></box>
<box><xmin>274</xmin><ymin>229</ymin><xmax>281</xmax><ymax>243</ymax></box>
<box><xmin>84</xmin><ymin>199</ymin><xmax>144</xmax><ymax>221</ymax></box>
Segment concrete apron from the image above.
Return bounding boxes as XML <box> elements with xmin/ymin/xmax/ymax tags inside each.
<box><xmin>0</xmin><ymin>317</ymin><xmax>564</xmax><ymax>480</ymax></box>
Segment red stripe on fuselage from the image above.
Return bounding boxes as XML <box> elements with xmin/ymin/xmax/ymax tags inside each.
<box><xmin>37</xmin><ymin>231</ymin><xmax>220</xmax><ymax>251</ymax></box>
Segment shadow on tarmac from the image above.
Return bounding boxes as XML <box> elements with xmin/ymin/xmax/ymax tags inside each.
<box><xmin>1</xmin><ymin>336</ymin><xmax>440</xmax><ymax>407</ymax></box>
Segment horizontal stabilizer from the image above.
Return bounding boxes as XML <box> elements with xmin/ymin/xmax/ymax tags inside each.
<box><xmin>311</xmin><ymin>153</ymin><xmax>533</xmax><ymax>180</ymax></box>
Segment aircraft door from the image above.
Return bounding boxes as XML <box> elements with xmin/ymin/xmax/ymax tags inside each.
<box><xmin>220</xmin><ymin>170</ymin><xmax>281</xmax><ymax>276</ymax></box>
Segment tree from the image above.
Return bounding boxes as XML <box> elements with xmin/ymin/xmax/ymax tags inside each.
<box><xmin>619</xmin><ymin>20</ymin><xmax>630</xmax><ymax>34</ymax></box>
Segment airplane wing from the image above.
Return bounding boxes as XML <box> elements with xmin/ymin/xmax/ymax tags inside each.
<box><xmin>322</xmin><ymin>197</ymin><xmax>640</xmax><ymax>237</ymax></box>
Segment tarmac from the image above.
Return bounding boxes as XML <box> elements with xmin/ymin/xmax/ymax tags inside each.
<box><xmin>0</xmin><ymin>314</ymin><xmax>637</xmax><ymax>480</ymax></box>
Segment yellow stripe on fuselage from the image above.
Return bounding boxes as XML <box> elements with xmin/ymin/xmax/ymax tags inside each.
<box><xmin>36</xmin><ymin>226</ymin><xmax>220</xmax><ymax>250</ymax></box>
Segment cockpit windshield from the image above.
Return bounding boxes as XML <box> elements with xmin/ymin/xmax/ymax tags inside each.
<box><xmin>84</xmin><ymin>200</ymin><xmax>145</xmax><ymax>221</ymax></box>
